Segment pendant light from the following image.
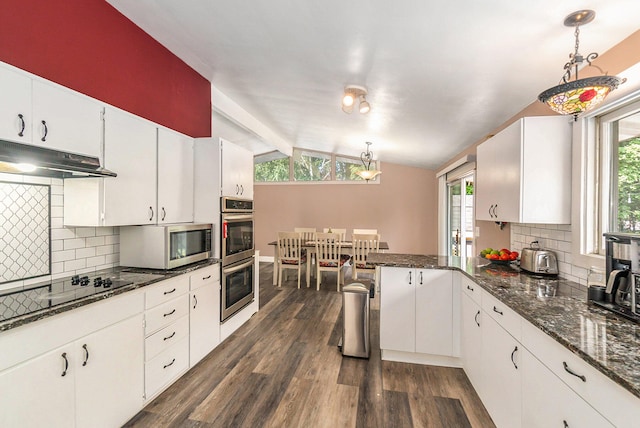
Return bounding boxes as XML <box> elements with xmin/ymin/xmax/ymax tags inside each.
<box><xmin>538</xmin><ymin>10</ymin><xmax>625</xmax><ymax>120</ymax></box>
<box><xmin>356</xmin><ymin>142</ymin><xmax>381</xmax><ymax>181</ymax></box>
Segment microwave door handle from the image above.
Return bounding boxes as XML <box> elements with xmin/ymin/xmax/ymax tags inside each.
<box><xmin>223</xmin><ymin>258</ymin><xmax>254</xmax><ymax>274</ymax></box>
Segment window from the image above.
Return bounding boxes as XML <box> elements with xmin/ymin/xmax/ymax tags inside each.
<box><xmin>293</xmin><ymin>150</ymin><xmax>332</xmax><ymax>181</ymax></box>
<box><xmin>254</xmin><ymin>152</ymin><xmax>289</xmax><ymax>182</ymax></box>
<box><xmin>596</xmin><ymin>99</ymin><xmax>640</xmax><ymax>252</ymax></box>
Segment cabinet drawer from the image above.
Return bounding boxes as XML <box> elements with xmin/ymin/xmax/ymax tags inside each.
<box><xmin>145</xmin><ymin>275</ymin><xmax>189</xmax><ymax>309</ymax></box>
<box><xmin>145</xmin><ymin>315</ymin><xmax>189</xmax><ymax>362</ymax></box>
<box><xmin>145</xmin><ymin>337</ymin><xmax>189</xmax><ymax>400</ymax></box>
<box><xmin>461</xmin><ymin>276</ymin><xmax>481</xmax><ymax>305</ymax></box>
<box><xmin>145</xmin><ymin>294</ymin><xmax>189</xmax><ymax>335</ymax></box>
<box><xmin>482</xmin><ymin>290</ymin><xmax>521</xmax><ymax>341</ymax></box>
<box><xmin>190</xmin><ymin>264</ymin><xmax>220</xmax><ymax>291</ymax></box>
<box><xmin>521</xmin><ymin>320</ymin><xmax>640</xmax><ymax>427</ymax></box>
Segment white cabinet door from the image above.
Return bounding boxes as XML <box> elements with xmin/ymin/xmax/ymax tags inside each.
<box><xmin>475</xmin><ymin>136</ymin><xmax>499</xmax><ymax>221</ymax></box>
<box><xmin>482</xmin><ymin>314</ymin><xmax>522</xmax><ymax>428</ymax></box>
<box><xmin>75</xmin><ymin>314</ymin><xmax>144</xmax><ymax>428</ymax></box>
<box><xmin>221</xmin><ymin>139</ymin><xmax>253</xmax><ymax>198</ymax></box>
<box><xmin>0</xmin><ymin>345</ymin><xmax>75</xmax><ymax>428</ymax></box>
<box><xmin>461</xmin><ymin>292</ymin><xmax>483</xmax><ymax>394</ymax></box>
<box><xmin>0</xmin><ymin>64</ymin><xmax>32</xmax><ymax>144</ymax></box>
<box><xmin>158</xmin><ymin>128</ymin><xmax>194</xmax><ymax>224</ymax></box>
<box><xmin>102</xmin><ymin>107</ymin><xmax>157</xmax><ymax>225</ymax></box>
<box><xmin>380</xmin><ymin>267</ymin><xmax>415</xmax><ymax>353</ymax></box>
<box><xmin>415</xmin><ymin>269</ymin><xmax>453</xmax><ymax>356</ymax></box>
<box><xmin>521</xmin><ymin>348</ymin><xmax>613</xmax><ymax>428</ymax></box>
<box><xmin>32</xmin><ymin>80</ymin><xmax>102</xmax><ymax>157</ymax></box>
<box><xmin>189</xmin><ymin>282</ymin><xmax>220</xmax><ymax>367</ymax></box>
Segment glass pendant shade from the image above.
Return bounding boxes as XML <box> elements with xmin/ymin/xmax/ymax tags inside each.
<box><xmin>356</xmin><ymin>169</ymin><xmax>381</xmax><ymax>181</ymax></box>
<box><xmin>538</xmin><ymin>75</ymin><xmax>623</xmax><ymax>116</ymax></box>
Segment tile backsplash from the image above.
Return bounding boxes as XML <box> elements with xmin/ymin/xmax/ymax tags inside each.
<box><xmin>0</xmin><ymin>173</ymin><xmax>119</xmax><ymax>291</ymax></box>
<box><xmin>511</xmin><ymin>223</ymin><xmax>588</xmax><ymax>285</ymax></box>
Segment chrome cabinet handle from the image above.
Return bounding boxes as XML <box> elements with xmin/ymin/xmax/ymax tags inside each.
<box><xmin>474</xmin><ymin>310</ymin><xmax>480</xmax><ymax>327</ymax></box>
<box><xmin>193</xmin><ymin>295</ymin><xmax>198</xmax><ymax>309</ymax></box>
<box><xmin>493</xmin><ymin>204</ymin><xmax>498</xmax><ymax>218</ymax></box>
<box><xmin>467</xmin><ymin>284</ymin><xmax>474</xmax><ymax>292</ymax></box>
<box><xmin>161</xmin><ymin>207</ymin><xmax>166</xmax><ymax>221</ymax></box>
<box><xmin>563</xmin><ymin>361</ymin><xmax>586</xmax><ymax>382</ymax></box>
<box><xmin>61</xmin><ymin>352</ymin><xmax>69</xmax><ymax>377</ymax></box>
<box><xmin>163</xmin><ymin>331</ymin><xmax>176</xmax><ymax>341</ymax></box>
<box><xmin>202</xmin><ymin>275</ymin><xmax>211</xmax><ymax>280</ymax></box>
<box><xmin>236</xmin><ymin>184</ymin><xmax>240</xmax><ymax>195</ymax></box>
<box><xmin>164</xmin><ymin>288</ymin><xmax>176</xmax><ymax>295</ymax></box>
<box><xmin>240</xmin><ymin>184</ymin><xmax>244</xmax><ymax>195</ymax></box>
<box><xmin>493</xmin><ymin>306</ymin><xmax>504</xmax><ymax>315</ymax></box>
<box><xmin>489</xmin><ymin>205</ymin><xmax>494</xmax><ymax>218</ymax></box>
<box><xmin>163</xmin><ymin>309</ymin><xmax>176</xmax><ymax>317</ymax></box>
<box><xmin>41</xmin><ymin>120</ymin><xmax>48</xmax><ymax>142</ymax></box>
<box><xmin>163</xmin><ymin>358</ymin><xmax>176</xmax><ymax>369</ymax></box>
<box><xmin>82</xmin><ymin>344</ymin><xmax>89</xmax><ymax>366</ymax></box>
<box><xmin>408</xmin><ymin>271</ymin><xmax>412</xmax><ymax>285</ymax></box>
<box><xmin>17</xmin><ymin>114</ymin><xmax>25</xmax><ymax>137</ymax></box>
<box><xmin>149</xmin><ymin>206</ymin><xmax>154</xmax><ymax>221</ymax></box>
<box><xmin>511</xmin><ymin>346</ymin><xmax>518</xmax><ymax>369</ymax></box>
<box><xmin>419</xmin><ymin>271</ymin><xmax>423</xmax><ymax>285</ymax></box>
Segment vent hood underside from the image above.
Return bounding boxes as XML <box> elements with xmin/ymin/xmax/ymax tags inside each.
<box><xmin>0</xmin><ymin>140</ymin><xmax>116</xmax><ymax>178</ymax></box>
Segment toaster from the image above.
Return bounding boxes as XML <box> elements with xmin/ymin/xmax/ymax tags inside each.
<box><xmin>520</xmin><ymin>241</ymin><xmax>559</xmax><ymax>275</ymax></box>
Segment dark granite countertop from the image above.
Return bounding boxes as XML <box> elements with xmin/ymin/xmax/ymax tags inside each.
<box><xmin>367</xmin><ymin>252</ymin><xmax>640</xmax><ymax>399</ymax></box>
<box><xmin>0</xmin><ymin>259</ymin><xmax>220</xmax><ymax>332</ymax></box>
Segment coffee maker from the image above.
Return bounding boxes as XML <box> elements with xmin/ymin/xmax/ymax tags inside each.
<box><xmin>591</xmin><ymin>233</ymin><xmax>640</xmax><ymax>322</ymax></box>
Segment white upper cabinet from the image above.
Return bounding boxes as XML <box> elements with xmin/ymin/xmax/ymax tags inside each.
<box><xmin>31</xmin><ymin>80</ymin><xmax>102</xmax><ymax>158</ymax></box>
<box><xmin>157</xmin><ymin>128</ymin><xmax>194</xmax><ymax>224</ymax></box>
<box><xmin>476</xmin><ymin>116</ymin><xmax>572</xmax><ymax>224</ymax></box>
<box><xmin>0</xmin><ymin>62</ymin><xmax>102</xmax><ymax>157</ymax></box>
<box><xmin>221</xmin><ymin>139</ymin><xmax>253</xmax><ymax>199</ymax></box>
<box><xmin>0</xmin><ymin>64</ymin><xmax>32</xmax><ymax>144</ymax></box>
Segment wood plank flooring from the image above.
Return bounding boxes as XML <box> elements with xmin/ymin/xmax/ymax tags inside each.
<box><xmin>124</xmin><ymin>263</ymin><xmax>495</xmax><ymax>427</ymax></box>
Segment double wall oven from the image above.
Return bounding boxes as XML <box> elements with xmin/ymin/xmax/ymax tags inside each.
<box><xmin>221</xmin><ymin>197</ymin><xmax>255</xmax><ymax>322</ymax></box>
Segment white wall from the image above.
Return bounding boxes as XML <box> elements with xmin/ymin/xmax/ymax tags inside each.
<box><xmin>0</xmin><ymin>173</ymin><xmax>119</xmax><ymax>291</ymax></box>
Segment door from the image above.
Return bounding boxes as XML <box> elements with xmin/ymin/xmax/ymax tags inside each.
<box><xmin>461</xmin><ymin>292</ymin><xmax>483</xmax><ymax>394</ymax></box>
<box><xmin>190</xmin><ymin>283</ymin><xmax>221</xmax><ymax>366</ymax></box>
<box><xmin>379</xmin><ymin>267</ymin><xmax>415</xmax><ymax>353</ymax></box>
<box><xmin>447</xmin><ymin>171</ymin><xmax>475</xmax><ymax>258</ymax></box>
<box><xmin>0</xmin><ymin>64</ymin><xmax>32</xmax><ymax>144</ymax></box>
<box><xmin>415</xmin><ymin>269</ymin><xmax>453</xmax><ymax>356</ymax></box>
<box><xmin>158</xmin><ymin>128</ymin><xmax>194</xmax><ymax>224</ymax></box>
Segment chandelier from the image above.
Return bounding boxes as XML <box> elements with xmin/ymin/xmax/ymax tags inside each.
<box><xmin>342</xmin><ymin>85</ymin><xmax>370</xmax><ymax>114</ymax></box>
<box><xmin>356</xmin><ymin>142</ymin><xmax>381</xmax><ymax>181</ymax></box>
<box><xmin>538</xmin><ymin>10</ymin><xmax>625</xmax><ymax>120</ymax></box>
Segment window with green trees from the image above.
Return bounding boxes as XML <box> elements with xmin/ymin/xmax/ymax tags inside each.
<box><xmin>255</xmin><ymin>152</ymin><xmax>289</xmax><ymax>182</ymax></box>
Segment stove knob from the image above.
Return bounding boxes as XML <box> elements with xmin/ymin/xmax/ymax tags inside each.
<box><xmin>71</xmin><ymin>275</ymin><xmax>80</xmax><ymax>285</ymax></box>
<box><xmin>80</xmin><ymin>276</ymin><xmax>90</xmax><ymax>286</ymax></box>
<box><xmin>103</xmin><ymin>278</ymin><xmax>112</xmax><ymax>288</ymax></box>
<box><xmin>93</xmin><ymin>277</ymin><xmax>103</xmax><ymax>287</ymax></box>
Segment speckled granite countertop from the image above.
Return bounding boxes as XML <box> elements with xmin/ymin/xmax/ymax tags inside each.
<box><xmin>0</xmin><ymin>259</ymin><xmax>220</xmax><ymax>332</ymax></box>
<box><xmin>368</xmin><ymin>252</ymin><xmax>640</xmax><ymax>399</ymax></box>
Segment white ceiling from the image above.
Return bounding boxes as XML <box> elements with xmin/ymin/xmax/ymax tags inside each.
<box><xmin>107</xmin><ymin>0</ymin><xmax>640</xmax><ymax>170</ymax></box>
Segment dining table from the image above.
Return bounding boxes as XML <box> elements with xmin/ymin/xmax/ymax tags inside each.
<box><xmin>268</xmin><ymin>239</ymin><xmax>390</xmax><ymax>286</ymax></box>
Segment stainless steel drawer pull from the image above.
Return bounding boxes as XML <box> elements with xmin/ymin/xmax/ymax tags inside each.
<box><xmin>163</xmin><ymin>358</ymin><xmax>176</xmax><ymax>369</ymax></box>
<box><xmin>511</xmin><ymin>346</ymin><xmax>518</xmax><ymax>369</ymax></box>
<box><xmin>61</xmin><ymin>352</ymin><xmax>69</xmax><ymax>377</ymax></box>
<box><xmin>18</xmin><ymin>114</ymin><xmax>25</xmax><ymax>137</ymax></box>
<box><xmin>474</xmin><ymin>310</ymin><xmax>480</xmax><ymax>327</ymax></box>
<box><xmin>466</xmin><ymin>284</ymin><xmax>474</xmax><ymax>292</ymax></box>
<box><xmin>203</xmin><ymin>275</ymin><xmax>212</xmax><ymax>280</ymax></box>
<box><xmin>493</xmin><ymin>306</ymin><xmax>503</xmax><ymax>315</ymax></box>
<box><xmin>41</xmin><ymin>120</ymin><xmax>48</xmax><ymax>142</ymax></box>
<box><xmin>408</xmin><ymin>271</ymin><xmax>412</xmax><ymax>285</ymax></box>
<box><xmin>163</xmin><ymin>288</ymin><xmax>176</xmax><ymax>295</ymax></box>
<box><xmin>563</xmin><ymin>361</ymin><xmax>586</xmax><ymax>382</ymax></box>
<box><xmin>163</xmin><ymin>331</ymin><xmax>176</xmax><ymax>341</ymax></box>
<box><xmin>193</xmin><ymin>295</ymin><xmax>198</xmax><ymax>309</ymax></box>
<box><xmin>163</xmin><ymin>309</ymin><xmax>176</xmax><ymax>317</ymax></box>
<box><xmin>82</xmin><ymin>344</ymin><xmax>89</xmax><ymax>366</ymax></box>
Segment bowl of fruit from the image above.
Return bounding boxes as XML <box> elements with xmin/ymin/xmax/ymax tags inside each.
<box><xmin>479</xmin><ymin>248</ymin><xmax>519</xmax><ymax>265</ymax></box>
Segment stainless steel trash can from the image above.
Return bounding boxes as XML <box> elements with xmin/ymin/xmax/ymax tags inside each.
<box><xmin>340</xmin><ymin>283</ymin><xmax>370</xmax><ymax>358</ymax></box>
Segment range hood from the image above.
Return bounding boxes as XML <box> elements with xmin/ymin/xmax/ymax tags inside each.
<box><xmin>0</xmin><ymin>140</ymin><xmax>116</xmax><ymax>178</ymax></box>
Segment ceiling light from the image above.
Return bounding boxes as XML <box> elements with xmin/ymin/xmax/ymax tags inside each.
<box><xmin>342</xmin><ymin>85</ymin><xmax>370</xmax><ymax>115</ymax></box>
<box><xmin>356</xmin><ymin>142</ymin><xmax>381</xmax><ymax>181</ymax></box>
<box><xmin>538</xmin><ymin>10</ymin><xmax>625</xmax><ymax>120</ymax></box>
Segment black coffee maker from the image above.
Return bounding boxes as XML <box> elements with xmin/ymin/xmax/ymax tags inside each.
<box><xmin>592</xmin><ymin>233</ymin><xmax>640</xmax><ymax>322</ymax></box>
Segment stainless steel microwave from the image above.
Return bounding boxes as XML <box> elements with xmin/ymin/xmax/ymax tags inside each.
<box><xmin>120</xmin><ymin>223</ymin><xmax>212</xmax><ymax>269</ymax></box>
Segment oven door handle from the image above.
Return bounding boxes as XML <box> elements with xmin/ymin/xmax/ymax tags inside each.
<box><xmin>221</xmin><ymin>213</ymin><xmax>254</xmax><ymax>222</ymax></box>
<box><xmin>223</xmin><ymin>257</ymin><xmax>255</xmax><ymax>274</ymax></box>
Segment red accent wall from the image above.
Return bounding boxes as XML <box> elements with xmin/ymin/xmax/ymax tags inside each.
<box><xmin>0</xmin><ymin>0</ymin><xmax>211</xmax><ymax>137</ymax></box>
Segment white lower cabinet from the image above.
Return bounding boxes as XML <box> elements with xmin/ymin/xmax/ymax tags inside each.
<box><xmin>461</xmin><ymin>290</ymin><xmax>483</xmax><ymax>394</ymax></box>
<box><xmin>521</xmin><ymin>348</ymin><xmax>613</xmax><ymax>428</ymax></box>
<box><xmin>189</xmin><ymin>264</ymin><xmax>221</xmax><ymax>367</ymax></box>
<box><xmin>0</xmin><ymin>314</ymin><xmax>144</xmax><ymax>428</ymax></box>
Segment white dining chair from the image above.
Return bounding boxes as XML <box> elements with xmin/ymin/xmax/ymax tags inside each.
<box><xmin>294</xmin><ymin>227</ymin><xmax>317</xmax><ymax>284</ymax></box>
<box><xmin>351</xmin><ymin>233</ymin><xmax>380</xmax><ymax>281</ymax></box>
<box><xmin>315</xmin><ymin>232</ymin><xmax>347</xmax><ymax>291</ymax></box>
<box><xmin>353</xmin><ymin>228</ymin><xmax>378</xmax><ymax>235</ymax></box>
<box><xmin>322</xmin><ymin>228</ymin><xmax>347</xmax><ymax>241</ymax></box>
<box><xmin>277</xmin><ymin>231</ymin><xmax>307</xmax><ymax>289</ymax></box>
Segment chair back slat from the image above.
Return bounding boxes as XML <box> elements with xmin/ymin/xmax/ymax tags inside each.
<box><xmin>294</xmin><ymin>227</ymin><xmax>316</xmax><ymax>243</ymax></box>
<box><xmin>278</xmin><ymin>231</ymin><xmax>302</xmax><ymax>263</ymax></box>
<box><xmin>315</xmin><ymin>232</ymin><xmax>342</xmax><ymax>262</ymax></box>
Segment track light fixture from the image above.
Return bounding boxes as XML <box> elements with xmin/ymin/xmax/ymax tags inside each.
<box><xmin>342</xmin><ymin>85</ymin><xmax>370</xmax><ymax>114</ymax></box>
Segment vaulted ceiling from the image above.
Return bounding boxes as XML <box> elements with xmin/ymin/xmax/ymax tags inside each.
<box><xmin>107</xmin><ymin>0</ymin><xmax>640</xmax><ymax>169</ymax></box>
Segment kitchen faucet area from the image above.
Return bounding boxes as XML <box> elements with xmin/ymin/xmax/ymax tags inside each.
<box><xmin>2</xmin><ymin>1</ymin><xmax>640</xmax><ymax>427</ymax></box>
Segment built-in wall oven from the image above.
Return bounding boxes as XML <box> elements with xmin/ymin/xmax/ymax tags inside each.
<box><xmin>221</xmin><ymin>197</ymin><xmax>255</xmax><ymax>322</ymax></box>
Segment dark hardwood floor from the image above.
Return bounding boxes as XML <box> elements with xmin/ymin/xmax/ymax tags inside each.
<box><xmin>124</xmin><ymin>263</ymin><xmax>495</xmax><ymax>427</ymax></box>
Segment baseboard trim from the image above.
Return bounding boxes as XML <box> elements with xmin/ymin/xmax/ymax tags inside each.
<box><xmin>381</xmin><ymin>349</ymin><xmax>462</xmax><ymax>368</ymax></box>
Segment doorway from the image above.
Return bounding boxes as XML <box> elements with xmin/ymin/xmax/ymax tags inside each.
<box><xmin>447</xmin><ymin>172</ymin><xmax>475</xmax><ymax>258</ymax></box>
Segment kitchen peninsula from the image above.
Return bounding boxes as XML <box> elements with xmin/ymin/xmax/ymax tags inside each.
<box><xmin>369</xmin><ymin>252</ymin><xmax>640</xmax><ymax>428</ymax></box>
